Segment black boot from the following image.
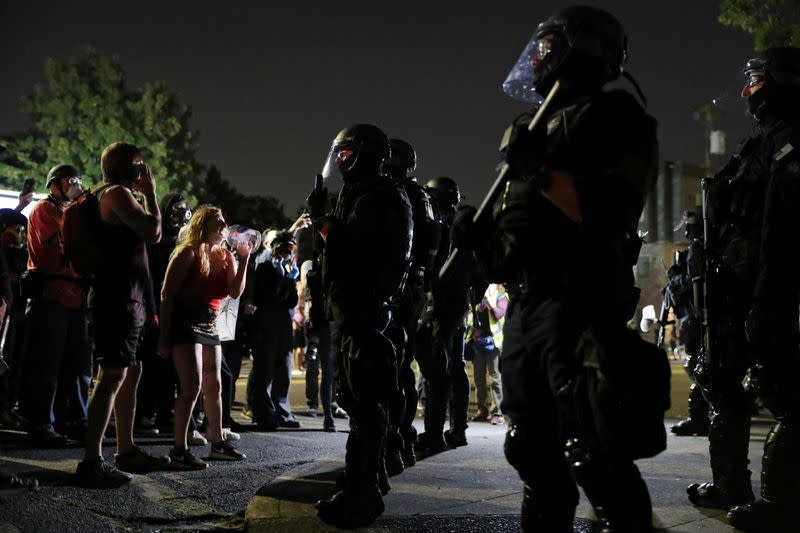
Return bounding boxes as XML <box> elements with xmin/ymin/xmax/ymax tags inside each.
<box><xmin>417</xmin><ymin>431</ymin><xmax>447</xmax><ymax>455</ymax></box>
<box><xmin>385</xmin><ymin>448</ymin><xmax>404</xmax><ymax>477</ymax></box>
<box><xmin>728</xmin><ymin>421</ymin><xmax>800</xmax><ymax>532</ymax></box>
<box><xmin>401</xmin><ymin>440</ymin><xmax>416</xmax><ymax>467</ymax></box>
<box><xmin>315</xmin><ymin>486</ymin><xmax>385</xmax><ymax>529</ymax></box>
<box><xmin>671</xmin><ymin>384</ymin><xmax>710</xmax><ymax>436</ymax></box>
<box><xmin>519</xmin><ymin>483</ymin><xmax>575</xmax><ymax>533</ymax></box>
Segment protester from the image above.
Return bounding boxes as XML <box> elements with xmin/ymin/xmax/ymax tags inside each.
<box><xmin>76</xmin><ymin>143</ymin><xmax>169</xmax><ymax>487</ymax></box>
<box><xmin>159</xmin><ymin>206</ymin><xmax>251</xmax><ymax>468</ymax></box>
<box><xmin>0</xmin><ymin>208</ymin><xmax>28</xmax><ymax>429</ymax></box>
<box><xmin>247</xmin><ymin>231</ymin><xmax>301</xmax><ymax>430</ymax></box>
<box><xmin>466</xmin><ymin>283</ymin><xmax>507</xmax><ymax>425</ymax></box>
<box><xmin>20</xmin><ymin>164</ymin><xmax>91</xmax><ymax>447</ymax></box>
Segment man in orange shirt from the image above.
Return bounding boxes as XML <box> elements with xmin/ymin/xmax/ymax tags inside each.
<box><xmin>19</xmin><ymin>164</ymin><xmax>90</xmax><ymax>447</ymax></box>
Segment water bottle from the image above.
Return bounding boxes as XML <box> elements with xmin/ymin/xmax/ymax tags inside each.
<box><xmin>224</xmin><ymin>224</ymin><xmax>262</xmax><ymax>252</ymax></box>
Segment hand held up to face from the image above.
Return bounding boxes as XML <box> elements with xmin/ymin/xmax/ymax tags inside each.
<box><xmin>134</xmin><ymin>162</ymin><xmax>156</xmax><ymax>196</ymax></box>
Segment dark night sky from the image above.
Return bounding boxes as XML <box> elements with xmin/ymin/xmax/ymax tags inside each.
<box><xmin>1</xmin><ymin>1</ymin><xmax>755</xmax><ymax>213</ymax></box>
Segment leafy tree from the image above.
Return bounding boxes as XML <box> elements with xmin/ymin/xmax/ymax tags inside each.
<box><xmin>0</xmin><ymin>47</ymin><xmax>202</xmax><ymax>203</ymax></box>
<box><xmin>719</xmin><ymin>0</ymin><xmax>800</xmax><ymax>49</ymax></box>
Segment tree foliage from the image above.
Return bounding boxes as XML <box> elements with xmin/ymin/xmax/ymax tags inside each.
<box><xmin>0</xmin><ymin>47</ymin><xmax>200</xmax><ymax>204</ymax></box>
<box><xmin>719</xmin><ymin>0</ymin><xmax>800</xmax><ymax>49</ymax></box>
<box><xmin>0</xmin><ymin>47</ymin><xmax>289</xmax><ymax>228</ymax></box>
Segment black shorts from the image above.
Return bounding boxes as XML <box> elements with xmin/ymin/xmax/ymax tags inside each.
<box><xmin>93</xmin><ymin>300</ymin><xmax>146</xmax><ymax>368</ymax></box>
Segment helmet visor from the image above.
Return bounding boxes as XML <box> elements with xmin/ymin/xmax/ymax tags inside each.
<box><xmin>503</xmin><ymin>32</ymin><xmax>545</xmax><ymax>104</ymax></box>
<box><xmin>320</xmin><ymin>143</ymin><xmax>355</xmax><ymax>192</ymax></box>
<box><xmin>502</xmin><ymin>31</ymin><xmax>565</xmax><ymax>104</ymax></box>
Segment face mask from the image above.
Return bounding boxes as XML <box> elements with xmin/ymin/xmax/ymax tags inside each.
<box><xmin>66</xmin><ymin>183</ymin><xmax>83</xmax><ymax>201</ymax></box>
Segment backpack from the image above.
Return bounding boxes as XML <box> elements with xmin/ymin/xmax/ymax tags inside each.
<box><xmin>60</xmin><ymin>185</ymin><xmax>108</xmax><ymax>278</ymax></box>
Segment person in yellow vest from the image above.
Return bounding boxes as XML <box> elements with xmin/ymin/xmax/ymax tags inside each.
<box><xmin>466</xmin><ymin>284</ymin><xmax>508</xmax><ymax>425</ymax></box>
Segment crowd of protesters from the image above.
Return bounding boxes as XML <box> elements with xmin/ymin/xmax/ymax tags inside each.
<box><xmin>0</xmin><ymin>141</ymin><xmax>356</xmax><ymax>490</ymax></box>
<box><xmin>0</xmin><ymin>140</ymin><xmax>503</xmax><ymax>495</ymax></box>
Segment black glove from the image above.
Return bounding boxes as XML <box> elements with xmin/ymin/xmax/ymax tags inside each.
<box><xmin>306</xmin><ymin>174</ymin><xmax>328</xmax><ymax>219</ymax></box>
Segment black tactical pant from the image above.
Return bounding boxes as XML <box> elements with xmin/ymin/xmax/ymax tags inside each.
<box><xmin>388</xmin><ymin>278</ymin><xmax>426</xmax><ymax>451</ymax></box>
<box><xmin>416</xmin><ymin>320</ymin><xmax>469</xmax><ymax>437</ymax></box>
<box><xmin>695</xmin><ymin>316</ymin><xmax>754</xmax><ymax>502</ymax></box>
<box><xmin>757</xmin><ymin>345</ymin><xmax>800</xmax><ymax>506</ymax></box>
<box><xmin>332</xmin><ymin>326</ymin><xmax>394</xmax><ymax>495</ymax></box>
<box><xmin>501</xmin><ymin>296</ymin><xmax>652</xmax><ymax>532</ymax></box>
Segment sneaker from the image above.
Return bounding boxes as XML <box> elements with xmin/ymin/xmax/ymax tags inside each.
<box><xmin>331</xmin><ymin>406</ymin><xmax>349</xmax><ymax>419</ymax></box>
<box><xmin>114</xmin><ymin>445</ymin><xmax>171</xmax><ymax>474</ymax></box>
<box><xmin>0</xmin><ymin>409</ymin><xmax>27</xmax><ymax>430</ymax></box>
<box><xmin>209</xmin><ymin>440</ymin><xmax>246</xmax><ymax>461</ymax></box>
<box><xmin>29</xmin><ymin>429</ymin><xmax>68</xmax><ymax>448</ymax></box>
<box><xmin>221</xmin><ymin>428</ymin><xmax>240</xmax><ymax>441</ymax></box>
<box><xmin>0</xmin><ymin>474</ymin><xmax>38</xmax><ymax>496</ymax></box>
<box><xmin>490</xmin><ymin>415</ymin><xmax>505</xmax><ymax>425</ymax></box>
<box><xmin>278</xmin><ymin>418</ymin><xmax>301</xmax><ymax>429</ymax></box>
<box><xmin>169</xmin><ymin>446</ymin><xmax>208</xmax><ymax>470</ymax></box>
<box><xmin>240</xmin><ymin>406</ymin><xmax>253</xmax><ymax>420</ymax></box>
<box><xmin>76</xmin><ymin>457</ymin><xmax>133</xmax><ymax>488</ymax></box>
<box><xmin>303</xmin><ymin>406</ymin><xmax>318</xmax><ymax>417</ymax></box>
<box><xmin>470</xmin><ymin>411</ymin><xmax>490</xmax><ymax>422</ymax></box>
<box><xmin>188</xmin><ymin>429</ymin><xmax>208</xmax><ymax>446</ymax></box>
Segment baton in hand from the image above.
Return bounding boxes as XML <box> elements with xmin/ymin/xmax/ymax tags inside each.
<box><xmin>439</xmin><ymin>79</ymin><xmax>563</xmax><ymax>280</ymax></box>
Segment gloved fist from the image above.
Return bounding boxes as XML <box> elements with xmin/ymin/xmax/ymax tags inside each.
<box><xmin>307</xmin><ymin>174</ymin><xmax>328</xmax><ymax>219</ymax></box>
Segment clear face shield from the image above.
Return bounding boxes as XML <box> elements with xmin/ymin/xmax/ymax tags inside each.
<box><xmin>321</xmin><ymin>142</ymin><xmax>356</xmax><ymax>192</ymax></box>
<box><xmin>502</xmin><ymin>31</ymin><xmax>565</xmax><ymax>104</ymax></box>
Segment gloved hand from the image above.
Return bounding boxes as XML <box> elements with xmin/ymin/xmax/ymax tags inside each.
<box><xmin>306</xmin><ymin>174</ymin><xmax>328</xmax><ymax>219</ymax></box>
<box><xmin>284</xmin><ymin>263</ymin><xmax>300</xmax><ymax>281</ymax></box>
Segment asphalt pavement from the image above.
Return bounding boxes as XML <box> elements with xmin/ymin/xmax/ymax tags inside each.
<box><xmin>0</xmin><ymin>363</ymin><xmax>775</xmax><ymax>532</ymax></box>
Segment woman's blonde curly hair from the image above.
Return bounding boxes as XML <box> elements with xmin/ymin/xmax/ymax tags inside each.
<box><xmin>173</xmin><ymin>204</ymin><xmax>225</xmax><ymax>276</ymax></box>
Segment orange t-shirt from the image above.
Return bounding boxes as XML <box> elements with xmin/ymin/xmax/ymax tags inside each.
<box><xmin>26</xmin><ymin>198</ymin><xmax>84</xmax><ymax>309</ymax></box>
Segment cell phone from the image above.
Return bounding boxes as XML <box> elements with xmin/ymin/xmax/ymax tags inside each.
<box><xmin>22</xmin><ymin>178</ymin><xmax>35</xmax><ymax>194</ymax></box>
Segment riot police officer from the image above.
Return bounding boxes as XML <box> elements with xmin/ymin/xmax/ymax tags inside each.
<box><xmin>717</xmin><ymin>47</ymin><xmax>800</xmax><ymax>532</ymax></box>
<box><xmin>685</xmin><ymin>56</ymin><xmax>796</xmax><ymax>515</ymax></box>
<box><xmin>383</xmin><ymin>138</ymin><xmax>439</xmax><ymax>473</ymax></box>
<box><xmin>308</xmin><ymin>124</ymin><xmax>412</xmax><ymax>528</ymax></box>
<box><xmin>452</xmin><ymin>6</ymin><xmax>659</xmax><ymax>532</ymax></box>
<box><xmin>416</xmin><ymin>176</ymin><xmax>478</xmax><ymax>453</ymax></box>
<box><xmin>666</xmin><ymin>211</ymin><xmax>709</xmax><ymax>436</ymax></box>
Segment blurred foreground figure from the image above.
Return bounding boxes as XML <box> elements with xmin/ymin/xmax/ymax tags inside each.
<box><xmin>453</xmin><ymin>6</ymin><xmax>666</xmax><ymax>532</ymax></box>
<box><xmin>308</xmin><ymin>124</ymin><xmax>412</xmax><ymax>528</ymax></box>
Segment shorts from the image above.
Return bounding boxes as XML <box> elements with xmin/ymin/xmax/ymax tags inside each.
<box><xmin>170</xmin><ymin>302</ymin><xmax>221</xmax><ymax>346</ymax></box>
<box><xmin>93</xmin><ymin>299</ymin><xmax>146</xmax><ymax>368</ymax></box>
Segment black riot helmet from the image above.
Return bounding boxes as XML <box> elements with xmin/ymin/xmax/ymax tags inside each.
<box><xmin>321</xmin><ymin>124</ymin><xmax>390</xmax><ymax>187</ymax></box>
<box><xmin>742</xmin><ymin>47</ymin><xmax>800</xmax><ymax>118</ymax></box>
<box><xmin>45</xmin><ymin>164</ymin><xmax>81</xmax><ymax>188</ymax></box>
<box><xmin>384</xmin><ymin>138</ymin><xmax>417</xmax><ymax>180</ymax></box>
<box><xmin>503</xmin><ymin>6</ymin><xmax>628</xmax><ymax>104</ymax></box>
<box><xmin>425</xmin><ymin>176</ymin><xmax>462</xmax><ymax>219</ymax></box>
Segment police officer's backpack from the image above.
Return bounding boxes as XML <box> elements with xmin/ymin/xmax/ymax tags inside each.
<box><xmin>60</xmin><ymin>185</ymin><xmax>109</xmax><ymax>278</ymax></box>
